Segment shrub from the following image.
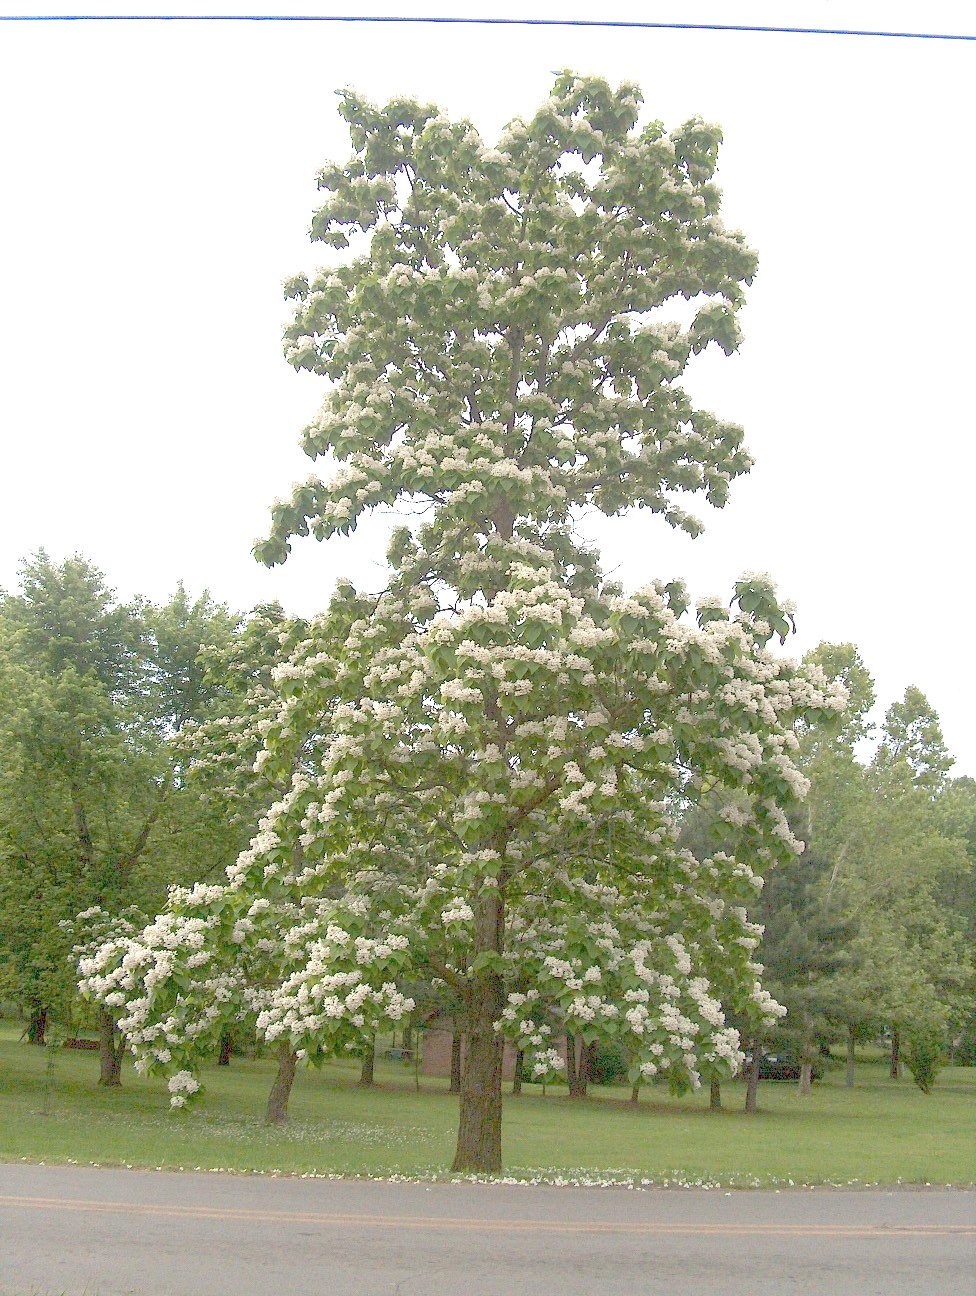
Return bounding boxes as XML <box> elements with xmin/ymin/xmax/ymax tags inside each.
<box><xmin>903</xmin><ymin>1026</ymin><xmax>945</xmax><ymax>1093</ymax></box>
<box><xmin>588</xmin><ymin>1040</ymin><xmax>630</xmax><ymax>1086</ymax></box>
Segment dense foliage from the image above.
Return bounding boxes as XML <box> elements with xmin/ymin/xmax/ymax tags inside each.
<box><xmin>0</xmin><ymin>554</ymin><xmax>238</xmax><ymax>1065</ymax></box>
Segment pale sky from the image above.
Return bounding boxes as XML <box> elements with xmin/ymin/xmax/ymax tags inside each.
<box><xmin>1</xmin><ymin>2</ymin><xmax>973</xmax><ymax>773</ymax></box>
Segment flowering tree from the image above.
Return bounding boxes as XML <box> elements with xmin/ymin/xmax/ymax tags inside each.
<box><xmin>83</xmin><ymin>74</ymin><xmax>844</xmax><ymax>1171</ymax></box>
<box><xmin>77</xmin><ymin>602</ymin><xmax>423</xmax><ymax>1122</ymax></box>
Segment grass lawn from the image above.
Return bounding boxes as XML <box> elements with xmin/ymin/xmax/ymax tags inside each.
<box><xmin>1</xmin><ymin>1023</ymin><xmax>973</xmax><ymax>1187</ymax></box>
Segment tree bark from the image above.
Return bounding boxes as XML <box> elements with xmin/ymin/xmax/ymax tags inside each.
<box><xmin>797</xmin><ymin>1060</ymin><xmax>813</xmax><ymax>1096</ymax></box>
<box><xmin>359</xmin><ymin>1041</ymin><xmax>375</xmax><ymax>1088</ymax></box>
<box><xmin>217</xmin><ymin>1030</ymin><xmax>232</xmax><ymax>1066</ymax></box>
<box><xmin>512</xmin><ymin>1048</ymin><xmax>524</xmax><ymax>1095</ymax></box>
<box><xmin>709</xmin><ymin>1078</ymin><xmax>722</xmax><ymax>1110</ymax></box>
<box><xmin>846</xmin><ymin>1023</ymin><xmax>856</xmax><ymax>1088</ymax></box>
<box><xmin>630</xmin><ymin>1081</ymin><xmax>640</xmax><ymax>1104</ymax></box>
<box><xmin>566</xmin><ymin>1033</ymin><xmax>589</xmax><ymax>1099</ymax></box>
<box><xmin>451</xmin><ymin>890</ymin><xmax>505</xmax><ymax>1173</ymax></box>
<box><xmin>449</xmin><ymin>1029</ymin><xmax>463</xmax><ymax>1095</ymax></box>
<box><xmin>744</xmin><ymin>1043</ymin><xmax>761</xmax><ymax>1113</ymax></box>
<box><xmin>27</xmin><ymin>1004</ymin><xmax>48</xmax><ymax>1046</ymax></box>
<box><xmin>265</xmin><ymin>1042</ymin><xmax>298</xmax><ymax>1125</ymax></box>
<box><xmin>97</xmin><ymin>1008</ymin><xmax>123</xmax><ymax>1087</ymax></box>
<box><xmin>890</xmin><ymin>1028</ymin><xmax>901</xmax><ymax>1079</ymax></box>
<box><xmin>565</xmin><ymin>1031</ymin><xmax>579</xmax><ymax>1095</ymax></box>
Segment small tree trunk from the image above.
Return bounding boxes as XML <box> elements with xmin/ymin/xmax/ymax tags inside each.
<box><xmin>359</xmin><ymin>1041</ymin><xmax>375</xmax><ymax>1088</ymax></box>
<box><xmin>27</xmin><ymin>1004</ymin><xmax>48</xmax><ymax>1046</ymax></box>
<box><xmin>265</xmin><ymin>1042</ymin><xmax>298</xmax><ymax>1125</ymax></box>
<box><xmin>566</xmin><ymin>1033</ymin><xmax>588</xmax><ymax>1099</ymax></box>
<box><xmin>709</xmin><ymin>1077</ymin><xmax>722</xmax><ymax>1110</ymax></box>
<box><xmin>448</xmin><ymin>1031</ymin><xmax>464</xmax><ymax>1093</ymax></box>
<box><xmin>565</xmin><ymin>1031</ymin><xmax>578</xmax><ymax>1094</ymax></box>
<box><xmin>890</xmin><ymin>1028</ymin><xmax>901</xmax><ymax>1079</ymax></box>
<box><xmin>846</xmin><ymin>1023</ymin><xmax>856</xmax><ymax>1088</ymax></box>
<box><xmin>744</xmin><ymin>1044</ymin><xmax>761</xmax><ymax>1114</ymax></box>
<box><xmin>512</xmin><ymin>1048</ymin><xmax>524</xmax><ymax>1095</ymax></box>
<box><xmin>402</xmin><ymin>1021</ymin><xmax>413</xmax><ymax>1051</ymax></box>
<box><xmin>217</xmin><ymin>1030</ymin><xmax>232</xmax><ymax>1066</ymax></box>
<box><xmin>451</xmin><ymin>891</ymin><xmax>505</xmax><ymax>1173</ymax></box>
<box><xmin>630</xmin><ymin>1081</ymin><xmax>640</xmax><ymax>1104</ymax></box>
<box><xmin>97</xmin><ymin>1008</ymin><xmax>123</xmax><ymax>1087</ymax></box>
<box><xmin>449</xmin><ymin>1029</ymin><xmax>463</xmax><ymax>1095</ymax></box>
<box><xmin>797</xmin><ymin>1060</ymin><xmax>813</xmax><ymax>1096</ymax></box>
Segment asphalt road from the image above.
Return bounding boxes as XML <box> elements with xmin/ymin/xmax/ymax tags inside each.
<box><xmin>1</xmin><ymin>1164</ymin><xmax>974</xmax><ymax>1296</ymax></box>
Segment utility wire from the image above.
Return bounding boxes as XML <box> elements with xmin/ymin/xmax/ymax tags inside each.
<box><xmin>1</xmin><ymin>15</ymin><xmax>973</xmax><ymax>41</ymax></box>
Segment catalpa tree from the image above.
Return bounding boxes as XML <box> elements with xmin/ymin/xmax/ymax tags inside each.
<box><xmin>83</xmin><ymin>74</ymin><xmax>843</xmax><ymax>1173</ymax></box>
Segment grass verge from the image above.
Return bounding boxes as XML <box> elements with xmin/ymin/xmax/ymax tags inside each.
<box><xmin>1</xmin><ymin>1024</ymin><xmax>973</xmax><ymax>1186</ymax></box>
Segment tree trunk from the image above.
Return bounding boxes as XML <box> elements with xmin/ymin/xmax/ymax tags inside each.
<box><xmin>265</xmin><ymin>1043</ymin><xmax>298</xmax><ymax>1125</ymax></box>
<box><xmin>402</xmin><ymin>1021</ymin><xmax>413</xmax><ymax>1051</ymax></box>
<box><xmin>27</xmin><ymin>1004</ymin><xmax>48</xmax><ymax>1046</ymax></box>
<box><xmin>566</xmin><ymin>1033</ymin><xmax>589</xmax><ymax>1099</ymax></box>
<box><xmin>97</xmin><ymin>1008</ymin><xmax>123</xmax><ymax>1087</ymax></box>
<box><xmin>797</xmin><ymin>1060</ymin><xmax>813</xmax><ymax>1096</ymax></box>
<box><xmin>359</xmin><ymin>1041</ymin><xmax>375</xmax><ymax>1088</ymax></box>
<box><xmin>709</xmin><ymin>1077</ymin><xmax>722</xmax><ymax>1110</ymax></box>
<box><xmin>846</xmin><ymin>1023</ymin><xmax>856</xmax><ymax>1088</ymax></box>
<box><xmin>630</xmin><ymin>1081</ymin><xmax>640</xmax><ymax>1104</ymax></box>
<box><xmin>744</xmin><ymin>1043</ymin><xmax>761</xmax><ymax>1113</ymax></box>
<box><xmin>451</xmin><ymin>891</ymin><xmax>504</xmax><ymax>1173</ymax></box>
<box><xmin>512</xmin><ymin>1048</ymin><xmax>524</xmax><ymax>1095</ymax></box>
<box><xmin>217</xmin><ymin>1030</ymin><xmax>232</xmax><ymax>1066</ymax></box>
<box><xmin>449</xmin><ymin>1029</ymin><xmax>463</xmax><ymax>1095</ymax></box>
<box><xmin>890</xmin><ymin>1028</ymin><xmax>901</xmax><ymax>1079</ymax></box>
<box><xmin>565</xmin><ymin>1032</ymin><xmax>579</xmax><ymax>1097</ymax></box>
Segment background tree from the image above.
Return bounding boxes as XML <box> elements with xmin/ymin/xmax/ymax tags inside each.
<box><xmin>933</xmin><ymin>776</ymin><xmax>976</xmax><ymax>1062</ymax></box>
<box><xmin>874</xmin><ymin>686</ymin><xmax>953</xmax><ymax>797</ymax></box>
<box><xmin>679</xmin><ymin>790</ymin><xmax>850</xmax><ymax>1107</ymax></box>
<box><xmin>0</xmin><ymin>554</ymin><xmax>237</xmax><ymax>1080</ymax></box>
<box><xmin>176</xmin><ymin>602</ymin><xmax>308</xmax><ymax>838</ymax></box>
<box><xmin>752</xmin><ymin>841</ymin><xmax>856</xmax><ymax>1094</ymax></box>
<box><xmin>799</xmin><ymin>671</ymin><xmax>974</xmax><ymax>1091</ymax></box>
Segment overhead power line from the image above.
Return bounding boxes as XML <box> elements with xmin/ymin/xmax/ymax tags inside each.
<box><xmin>1</xmin><ymin>15</ymin><xmax>973</xmax><ymax>41</ymax></box>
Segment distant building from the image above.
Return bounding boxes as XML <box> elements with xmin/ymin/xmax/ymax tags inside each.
<box><xmin>419</xmin><ymin>1011</ymin><xmax>571</xmax><ymax>1081</ymax></box>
